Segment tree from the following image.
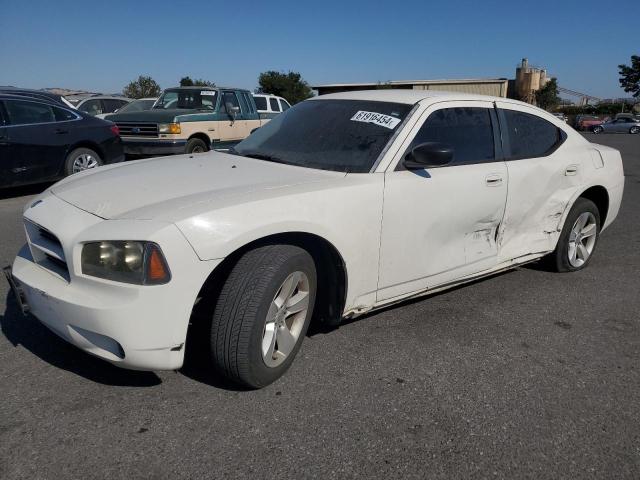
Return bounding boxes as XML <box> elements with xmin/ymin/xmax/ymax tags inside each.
<box><xmin>256</xmin><ymin>71</ymin><xmax>313</xmax><ymax>104</ymax></box>
<box><xmin>122</xmin><ymin>76</ymin><xmax>161</xmax><ymax>99</ymax></box>
<box><xmin>535</xmin><ymin>78</ymin><xmax>560</xmax><ymax>110</ymax></box>
<box><xmin>619</xmin><ymin>55</ymin><xmax>640</xmax><ymax>98</ymax></box>
<box><xmin>180</xmin><ymin>76</ymin><xmax>215</xmax><ymax>87</ymax></box>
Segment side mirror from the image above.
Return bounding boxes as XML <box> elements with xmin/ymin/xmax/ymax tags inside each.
<box><xmin>403</xmin><ymin>142</ymin><xmax>454</xmax><ymax>169</ymax></box>
<box><xmin>228</xmin><ymin>104</ymin><xmax>240</xmax><ymax>118</ymax></box>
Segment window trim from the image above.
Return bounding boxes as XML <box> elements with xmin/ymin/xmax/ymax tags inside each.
<box><xmin>496</xmin><ymin>107</ymin><xmax>567</xmax><ymax>161</ymax></box>
<box><xmin>394</xmin><ymin>103</ymin><xmax>501</xmax><ymax>171</ymax></box>
<box><xmin>1</xmin><ymin>98</ymin><xmax>81</xmax><ymax>127</ymax></box>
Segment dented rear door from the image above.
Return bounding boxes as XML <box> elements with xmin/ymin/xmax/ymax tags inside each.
<box><xmin>495</xmin><ymin>102</ymin><xmax>585</xmax><ymax>262</ymax></box>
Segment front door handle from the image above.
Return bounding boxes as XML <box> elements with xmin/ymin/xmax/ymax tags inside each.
<box><xmin>55</xmin><ymin>128</ymin><xmax>69</xmax><ymax>135</ymax></box>
<box><xmin>565</xmin><ymin>165</ymin><xmax>579</xmax><ymax>176</ymax></box>
<box><xmin>485</xmin><ymin>174</ymin><xmax>503</xmax><ymax>187</ymax></box>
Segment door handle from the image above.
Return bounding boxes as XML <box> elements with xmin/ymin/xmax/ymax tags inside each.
<box><xmin>0</xmin><ymin>135</ymin><xmax>7</xmax><ymax>145</ymax></box>
<box><xmin>565</xmin><ymin>165</ymin><xmax>579</xmax><ymax>176</ymax></box>
<box><xmin>55</xmin><ymin>128</ymin><xmax>69</xmax><ymax>135</ymax></box>
<box><xmin>485</xmin><ymin>174</ymin><xmax>503</xmax><ymax>187</ymax></box>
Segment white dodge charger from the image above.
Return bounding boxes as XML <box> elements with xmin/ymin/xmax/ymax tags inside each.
<box><xmin>7</xmin><ymin>90</ymin><xmax>624</xmax><ymax>388</ymax></box>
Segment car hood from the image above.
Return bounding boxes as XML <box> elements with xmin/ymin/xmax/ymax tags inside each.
<box><xmin>50</xmin><ymin>152</ymin><xmax>345</xmax><ymax>221</ymax></box>
<box><xmin>105</xmin><ymin>108</ymin><xmax>200</xmax><ymax>123</ymax></box>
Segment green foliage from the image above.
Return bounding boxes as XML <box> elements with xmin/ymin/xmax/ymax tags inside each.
<box><xmin>180</xmin><ymin>76</ymin><xmax>215</xmax><ymax>87</ymax></box>
<box><xmin>535</xmin><ymin>78</ymin><xmax>561</xmax><ymax>110</ymax></box>
<box><xmin>618</xmin><ymin>55</ymin><xmax>640</xmax><ymax>98</ymax></box>
<box><xmin>122</xmin><ymin>76</ymin><xmax>161</xmax><ymax>99</ymax></box>
<box><xmin>257</xmin><ymin>71</ymin><xmax>313</xmax><ymax>104</ymax></box>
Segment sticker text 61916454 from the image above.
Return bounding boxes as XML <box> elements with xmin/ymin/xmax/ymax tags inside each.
<box><xmin>350</xmin><ymin>111</ymin><xmax>401</xmax><ymax>130</ymax></box>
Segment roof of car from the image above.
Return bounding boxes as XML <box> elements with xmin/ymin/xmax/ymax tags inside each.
<box><xmin>309</xmin><ymin>89</ymin><xmax>514</xmax><ymax>105</ymax></box>
<box><xmin>0</xmin><ymin>93</ymin><xmax>63</xmax><ymax>105</ymax></box>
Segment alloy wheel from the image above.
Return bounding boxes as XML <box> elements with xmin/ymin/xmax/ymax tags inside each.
<box><xmin>262</xmin><ymin>271</ymin><xmax>310</xmax><ymax>368</ymax></box>
<box><xmin>568</xmin><ymin>212</ymin><xmax>597</xmax><ymax>268</ymax></box>
<box><xmin>72</xmin><ymin>153</ymin><xmax>99</xmax><ymax>173</ymax></box>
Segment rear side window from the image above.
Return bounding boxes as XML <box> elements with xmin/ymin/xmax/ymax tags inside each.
<box><xmin>253</xmin><ymin>96</ymin><xmax>267</xmax><ymax>110</ymax></box>
<box><xmin>280</xmin><ymin>99</ymin><xmax>290</xmax><ymax>111</ymax></box>
<box><xmin>53</xmin><ymin>106</ymin><xmax>77</xmax><ymax>121</ymax></box>
<box><xmin>242</xmin><ymin>92</ymin><xmax>255</xmax><ymax>113</ymax></box>
<box><xmin>269</xmin><ymin>98</ymin><xmax>280</xmax><ymax>112</ymax></box>
<box><xmin>501</xmin><ymin>110</ymin><xmax>564</xmax><ymax>159</ymax></box>
<box><xmin>5</xmin><ymin>100</ymin><xmax>55</xmax><ymax>125</ymax></box>
<box><xmin>408</xmin><ymin>107</ymin><xmax>495</xmax><ymax>165</ymax></box>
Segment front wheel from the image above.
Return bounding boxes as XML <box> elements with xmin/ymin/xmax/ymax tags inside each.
<box><xmin>209</xmin><ymin>245</ymin><xmax>317</xmax><ymax>388</ymax></box>
<box><xmin>545</xmin><ymin>198</ymin><xmax>600</xmax><ymax>272</ymax></box>
<box><xmin>186</xmin><ymin>138</ymin><xmax>208</xmax><ymax>154</ymax></box>
<box><xmin>630</xmin><ymin>126</ymin><xmax>639</xmax><ymax>134</ymax></box>
<box><xmin>592</xmin><ymin>126</ymin><xmax>604</xmax><ymax>134</ymax></box>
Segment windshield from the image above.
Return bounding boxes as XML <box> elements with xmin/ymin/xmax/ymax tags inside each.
<box><xmin>117</xmin><ymin>99</ymin><xmax>155</xmax><ymax>113</ymax></box>
<box><xmin>154</xmin><ymin>89</ymin><xmax>217</xmax><ymax>110</ymax></box>
<box><xmin>232</xmin><ymin>99</ymin><xmax>411</xmax><ymax>173</ymax></box>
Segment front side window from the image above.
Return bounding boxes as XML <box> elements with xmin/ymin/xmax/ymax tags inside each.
<box><xmin>253</xmin><ymin>96</ymin><xmax>267</xmax><ymax>110</ymax></box>
<box><xmin>407</xmin><ymin>107</ymin><xmax>495</xmax><ymax>165</ymax></box>
<box><xmin>502</xmin><ymin>109</ymin><xmax>563</xmax><ymax>159</ymax></box>
<box><xmin>219</xmin><ymin>92</ymin><xmax>241</xmax><ymax>114</ymax></box>
<box><xmin>280</xmin><ymin>99</ymin><xmax>290</xmax><ymax>111</ymax></box>
<box><xmin>102</xmin><ymin>99</ymin><xmax>124</xmax><ymax>113</ymax></box>
<box><xmin>5</xmin><ymin>100</ymin><xmax>55</xmax><ymax>125</ymax></box>
<box><xmin>269</xmin><ymin>98</ymin><xmax>280</xmax><ymax>112</ymax></box>
<box><xmin>233</xmin><ymin>99</ymin><xmax>411</xmax><ymax>173</ymax></box>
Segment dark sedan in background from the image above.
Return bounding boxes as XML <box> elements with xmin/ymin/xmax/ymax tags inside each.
<box><xmin>0</xmin><ymin>94</ymin><xmax>124</xmax><ymax>188</ymax></box>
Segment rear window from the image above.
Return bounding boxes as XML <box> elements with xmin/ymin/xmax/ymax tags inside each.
<box><xmin>253</xmin><ymin>97</ymin><xmax>267</xmax><ymax>110</ymax></box>
<box><xmin>502</xmin><ymin>110</ymin><xmax>564</xmax><ymax>160</ymax></box>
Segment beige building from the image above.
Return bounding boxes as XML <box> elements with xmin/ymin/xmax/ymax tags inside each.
<box><xmin>313</xmin><ymin>78</ymin><xmax>509</xmax><ymax>97</ymax></box>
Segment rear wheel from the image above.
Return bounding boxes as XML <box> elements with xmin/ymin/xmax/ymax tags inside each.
<box><xmin>186</xmin><ymin>138</ymin><xmax>208</xmax><ymax>154</ymax></box>
<box><xmin>64</xmin><ymin>147</ymin><xmax>103</xmax><ymax>176</ymax></box>
<box><xmin>592</xmin><ymin>126</ymin><xmax>603</xmax><ymax>134</ymax></box>
<box><xmin>546</xmin><ymin>198</ymin><xmax>600</xmax><ymax>272</ymax></box>
<box><xmin>209</xmin><ymin>245</ymin><xmax>317</xmax><ymax>388</ymax></box>
<box><xmin>630</xmin><ymin>126</ymin><xmax>639</xmax><ymax>134</ymax></box>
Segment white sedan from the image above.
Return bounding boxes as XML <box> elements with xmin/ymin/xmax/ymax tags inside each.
<box><xmin>7</xmin><ymin>90</ymin><xmax>624</xmax><ymax>388</ymax></box>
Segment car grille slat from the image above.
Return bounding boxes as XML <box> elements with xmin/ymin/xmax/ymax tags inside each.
<box><xmin>115</xmin><ymin>122</ymin><xmax>159</xmax><ymax>137</ymax></box>
<box><xmin>23</xmin><ymin>219</ymin><xmax>70</xmax><ymax>282</ymax></box>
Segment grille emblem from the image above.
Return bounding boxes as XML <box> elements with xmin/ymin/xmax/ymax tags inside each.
<box><xmin>132</xmin><ymin>127</ymin><xmax>141</xmax><ymax>134</ymax></box>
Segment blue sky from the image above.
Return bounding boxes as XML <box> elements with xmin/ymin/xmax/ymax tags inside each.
<box><xmin>0</xmin><ymin>0</ymin><xmax>637</xmax><ymax>98</ymax></box>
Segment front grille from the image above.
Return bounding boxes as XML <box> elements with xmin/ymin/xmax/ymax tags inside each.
<box><xmin>24</xmin><ymin>219</ymin><xmax>70</xmax><ymax>281</ymax></box>
<box><xmin>116</xmin><ymin>122</ymin><xmax>159</xmax><ymax>137</ymax></box>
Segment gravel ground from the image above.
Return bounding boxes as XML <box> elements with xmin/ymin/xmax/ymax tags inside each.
<box><xmin>0</xmin><ymin>133</ymin><xmax>638</xmax><ymax>479</ymax></box>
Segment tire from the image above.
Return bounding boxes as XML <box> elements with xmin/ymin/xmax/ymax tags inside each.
<box><xmin>592</xmin><ymin>126</ymin><xmax>603</xmax><ymax>134</ymax></box>
<box><xmin>546</xmin><ymin>198</ymin><xmax>600</xmax><ymax>273</ymax></box>
<box><xmin>210</xmin><ymin>245</ymin><xmax>317</xmax><ymax>388</ymax></box>
<box><xmin>186</xmin><ymin>138</ymin><xmax>208</xmax><ymax>154</ymax></box>
<box><xmin>64</xmin><ymin>147</ymin><xmax>103</xmax><ymax>176</ymax></box>
<box><xmin>630</xmin><ymin>126</ymin><xmax>639</xmax><ymax>134</ymax></box>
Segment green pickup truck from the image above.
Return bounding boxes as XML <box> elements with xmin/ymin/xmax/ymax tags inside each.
<box><xmin>105</xmin><ymin>86</ymin><xmax>267</xmax><ymax>156</ymax></box>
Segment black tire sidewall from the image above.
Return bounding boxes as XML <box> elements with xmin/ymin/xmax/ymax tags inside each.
<box><xmin>554</xmin><ymin>198</ymin><xmax>600</xmax><ymax>272</ymax></box>
<box><xmin>186</xmin><ymin>138</ymin><xmax>207</xmax><ymax>154</ymax></box>
<box><xmin>244</xmin><ymin>250</ymin><xmax>317</xmax><ymax>387</ymax></box>
<box><xmin>64</xmin><ymin>147</ymin><xmax>103</xmax><ymax>176</ymax></box>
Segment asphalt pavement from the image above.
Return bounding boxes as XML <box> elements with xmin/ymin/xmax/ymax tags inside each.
<box><xmin>0</xmin><ymin>133</ymin><xmax>638</xmax><ymax>479</ymax></box>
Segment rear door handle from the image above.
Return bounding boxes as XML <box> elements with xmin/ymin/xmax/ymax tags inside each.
<box><xmin>55</xmin><ymin>128</ymin><xmax>69</xmax><ymax>135</ymax></box>
<box><xmin>565</xmin><ymin>164</ymin><xmax>579</xmax><ymax>176</ymax></box>
<box><xmin>485</xmin><ymin>174</ymin><xmax>503</xmax><ymax>187</ymax></box>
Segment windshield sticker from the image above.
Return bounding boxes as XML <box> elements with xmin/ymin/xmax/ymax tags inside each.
<box><xmin>201</xmin><ymin>91</ymin><xmax>217</xmax><ymax>96</ymax></box>
<box><xmin>350</xmin><ymin>111</ymin><xmax>401</xmax><ymax>130</ymax></box>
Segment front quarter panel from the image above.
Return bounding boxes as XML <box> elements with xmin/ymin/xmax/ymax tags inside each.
<box><xmin>175</xmin><ymin>174</ymin><xmax>385</xmax><ymax>311</ymax></box>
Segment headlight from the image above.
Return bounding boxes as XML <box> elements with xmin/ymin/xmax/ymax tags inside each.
<box><xmin>158</xmin><ymin>123</ymin><xmax>181</xmax><ymax>134</ymax></box>
<box><xmin>81</xmin><ymin>241</ymin><xmax>171</xmax><ymax>285</ymax></box>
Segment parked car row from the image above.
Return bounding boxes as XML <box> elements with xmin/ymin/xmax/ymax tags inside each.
<box><xmin>105</xmin><ymin>86</ymin><xmax>272</xmax><ymax>156</ymax></box>
<box><xmin>0</xmin><ymin>93</ymin><xmax>124</xmax><ymax>188</ymax></box>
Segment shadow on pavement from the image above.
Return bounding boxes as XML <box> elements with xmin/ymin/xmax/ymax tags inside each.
<box><xmin>0</xmin><ymin>293</ymin><xmax>162</xmax><ymax>387</ymax></box>
<box><xmin>0</xmin><ymin>183</ymin><xmax>53</xmax><ymax>200</ymax></box>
